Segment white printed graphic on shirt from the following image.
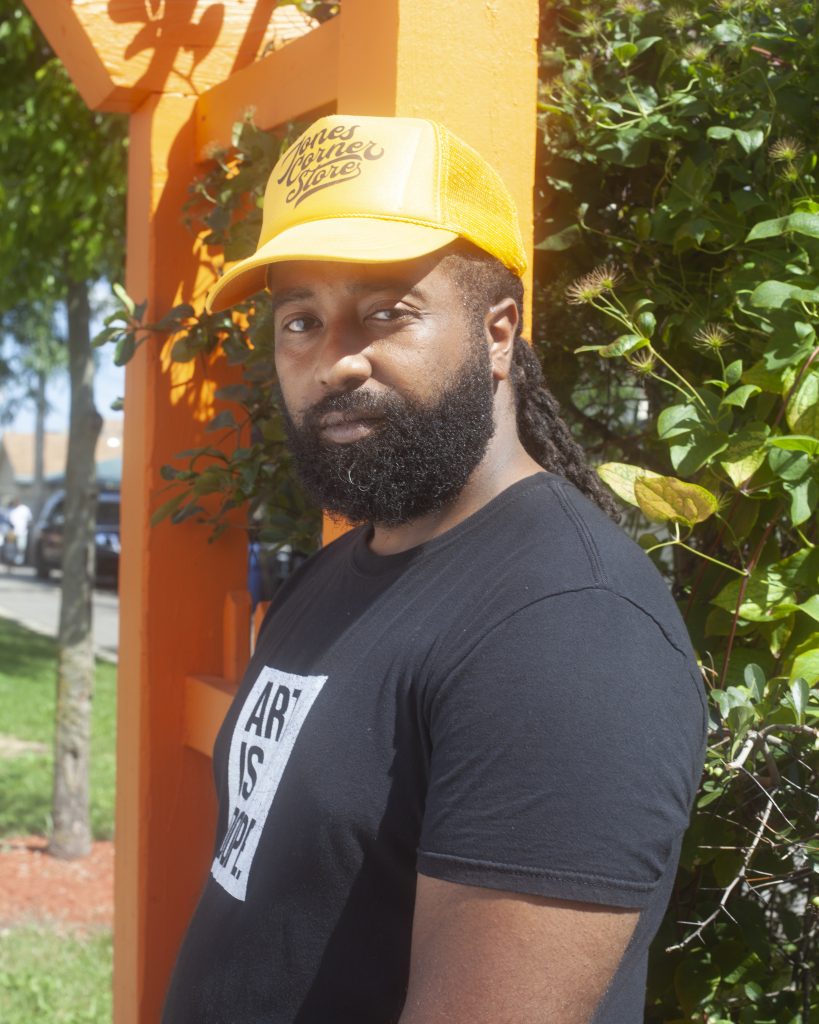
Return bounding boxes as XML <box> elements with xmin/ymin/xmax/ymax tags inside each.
<box><xmin>211</xmin><ymin>666</ymin><xmax>327</xmax><ymax>901</ymax></box>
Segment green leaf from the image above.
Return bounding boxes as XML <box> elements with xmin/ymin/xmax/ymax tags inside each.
<box><xmin>790</xmin><ymin>678</ymin><xmax>809</xmax><ymax>724</ymax></box>
<box><xmin>786</xmin><ymin>369</ymin><xmax>819</xmax><ymax>436</ymax></box>
<box><xmin>673</xmin><ymin>216</ymin><xmax>715</xmax><ymax>249</ymax></box>
<box><xmin>743</xmin><ymin>663</ymin><xmax>766</xmax><ymax>701</ymax></box>
<box><xmin>113</xmin><ymin>334</ymin><xmax>136</xmax><ymax>367</ymax></box>
<box><xmin>599</xmin><ymin>334</ymin><xmax>649</xmax><ymax>358</ymax></box>
<box><xmin>768</xmin><ymin>435</ymin><xmax>819</xmax><ymax>456</ymax></box>
<box><xmin>745</xmin><ymin>215</ymin><xmax>790</xmax><ymax>241</ymax></box>
<box><xmin>725</xmin><ymin>359</ymin><xmax>743</xmax><ymax>386</ymax></box>
<box><xmin>707</xmin><ymin>125</ymin><xmax>764</xmax><ymax>154</ymax></box>
<box><xmin>710</xmin><ymin>20</ymin><xmax>743</xmax><ymax>43</ymax></box>
<box><xmin>205</xmin><ymin>409</ymin><xmax>238</xmax><ymax>432</ymax></box>
<box><xmin>613</xmin><ymin>42</ymin><xmax>638</xmax><ymax>65</ymax></box>
<box><xmin>712</xmin><ymin>569</ymin><xmax>795</xmax><ymax>622</ymax></box>
<box><xmin>734</xmin><ymin>128</ymin><xmax>764</xmax><ymax>154</ymax></box>
<box><xmin>768</xmin><ymin>447</ymin><xmax>811</xmax><ymax>482</ymax></box>
<box><xmin>721</xmin><ymin>384</ymin><xmax>760</xmax><ymax>409</ymax></box>
<box><xmin>535</xmin><ymin>224</ymin><xmax>581</xmax><ymax>251</ymax></box>
<box><xmin>634</xmin><ymin>475</ymin><xmax>719</xmax><ymax>526</ymax></box>
<box><xmin>635</xmin><ymin>311</ymin><xmax>656</xmax><ymax>338</ymax></box>
<box><xmin>747</xmin><ymin>211</ymin><xmax>819</xmax><ymax>242</ymax></box>
<box><xmin>669</xmin><ymin>431</ymin><xmax>730</xmax><ymax>475</ymax></box>
<box><xmin>797</xmin><ymin>595</ymin><xmax>819</xmax><ymax>624</ymax></box>
<box><xmin>150</xmin><ymin>492</ymin><xmax>186</xmax><ymax>527</ymax></box>
<box><xmin>596</xmin><ymin>462</ymin><xmax>661</xmax><ymax>506</ymax></box>
<box><xmin>633</xmin><ymin>36</ymin><xmax>662</xmax><ymax>56</ymax></box>
<box><xmin>171</xmin><ymin>335</ymin><xmax>199</xmax><ymax>363</ymax></box>
<box><xmin>788</xmin><ymin>210</ymin><xmax>819</xmax><ymax>239</ymax></box>
<box><xmin>784</xmin><ymin>476</ymin><xmax>818</xmax><ymax>526</ymax></box>
<box><xmin>657</xmin><ymin>402</ymin><xmax>701</xmax><ymax>440</ymax></box>
<box><xmin>707</xmin><ymin>126</ymin><xmax>734</xmax><ymax>141</ymax></box>
<box><xmin>92</xmin><ymin>326</ymin><xmax>122</xmax><ymax>347</ymax></box>
<box><xmin>719</xmin><ymin>425</ymin><xmax>769</xmax><ymax>487</ymax></box>
<box><xmin>215</xmin><ymin>383</ymin><xmax>253</xmax><ymax>403</ymax></box>
<box><xmin>112</xmin><ymin>282</ymin><xmax>134</xmax><ymax>315</ymax></box>
<box><xmin>749</xmin><ymin>280</ymin><xmax>799</xmax><ymax>309</ymax></box>
<box><xmin>790</xmin><ymin>642</ymin><xmax>819</xmax><ymax>686</ymax></box>
<box><xmin>154</xmin><ymin>303</ymin><xmax>195</xmax><ymax>332</ymax></box>
<box><xmin>742</xmin><ymin>360</ymin><xmax>789</xmax><ymax>395</ymax></box>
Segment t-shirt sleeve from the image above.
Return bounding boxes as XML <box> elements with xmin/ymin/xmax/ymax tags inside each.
<box><xmin>416</xmin><ymin>587</ymin><xmax>707</xmax><ymax>908</ymax></box>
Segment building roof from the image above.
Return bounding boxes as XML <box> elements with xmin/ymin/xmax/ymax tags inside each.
<box><xmin>0</xmin><ymin>421</ymin><xmax>123</xmax><ymax>484</ymax></box>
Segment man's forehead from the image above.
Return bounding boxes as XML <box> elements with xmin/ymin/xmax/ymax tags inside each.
<box><xmin>266</xmin><ymin>254</ymin><xmax>450</xmax><ymax>303</ymax></box>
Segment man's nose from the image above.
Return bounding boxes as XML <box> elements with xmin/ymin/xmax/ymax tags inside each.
<box><xmin>317</xmin><ymin>320</ymin><xmax>373</xmax><ymax>392</ymax></box>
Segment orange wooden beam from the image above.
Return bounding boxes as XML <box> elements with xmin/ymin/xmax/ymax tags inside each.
<box><xmin>184</xmin><ymin>676</ymin><xmax>235</xmax><ymax>758</ymax></box>
<box><xmin>194</xmin><ymin>16</ymin><xmax>340</xmax><ymax>159</ymax></box>
<box><xmin>24</xmin><ymin>0</ymin><xmax>279</xmax><ymax>112</ymax></box>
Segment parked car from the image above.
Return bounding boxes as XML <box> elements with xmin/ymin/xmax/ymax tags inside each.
<box><xmin>32</xmin><ymin>489</ymin><xmax>120</xmax><ymax>583</ymax></box>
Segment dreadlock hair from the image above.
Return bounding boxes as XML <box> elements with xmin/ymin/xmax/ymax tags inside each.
<box><xmin>439</xmin><ymin>241</ymin><xmax>621</xmax><ymax>522</ymax></box>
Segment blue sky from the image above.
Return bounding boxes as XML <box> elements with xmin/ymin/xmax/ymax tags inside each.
<box><xmin>2</xmin><ymin>283</ymin><xmax>125</xmax><ymax>435</ymax></box>
<box><xmin>7</xmin><ymin>343</ymin><xmax>125</xmax><ymax>435</ymax></box>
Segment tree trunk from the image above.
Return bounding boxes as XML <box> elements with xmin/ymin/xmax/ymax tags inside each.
<box><xmin>49</xmin><ymin>278</ymin><xmax>102</xmax><ymax>860</ymax></box>
<box><xmin>32</xmin><ymin>367</ymin><xmax>47</xmax><ymax>522</ymax></box>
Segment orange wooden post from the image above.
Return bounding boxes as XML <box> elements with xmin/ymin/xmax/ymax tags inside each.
<box><xmin>116</xmin><ymin>92</ymin><xmax>250</xmax><ymax>1024</ymax></box>
<box><xmin>23</xmin><ymin>3</ymin><xmax>540</xmax><ymax>1021</ymax></box>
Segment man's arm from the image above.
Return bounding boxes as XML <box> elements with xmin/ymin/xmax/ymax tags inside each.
<box><xmin>399</xmin><ymin>875</ymin><xmax>639</xmax><ymax>1024</ymax></box>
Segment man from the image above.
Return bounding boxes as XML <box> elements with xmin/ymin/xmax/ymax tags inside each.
<box><xmin>7</xmin><ymin>498</ymin><xmax>32</xmax><ymax>566</ymax></box>
<box><xmin>164</xmin><ymin>115</ymin><xmax>706</xmax><ymax>1023</ymax></box>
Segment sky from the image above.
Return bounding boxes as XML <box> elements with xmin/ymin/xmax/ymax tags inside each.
<box><xmin>5</xmin><ymin>344</ymin><xmax>125</xmax><ymax>435</ymax></box>
<box><xmin>1</xmin><ymin>283</ymin><xmax>125</xmax><ymax>435</ymax></box>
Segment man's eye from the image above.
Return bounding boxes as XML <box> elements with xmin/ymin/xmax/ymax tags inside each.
<box><xmin>368</xmin><ymin>307</ymin><xmax>411</xmax><ymax>322</ymax></box>
<box><xmin>282</xmin><ymin>315</ymin><xmax>316</xmax><ymax>333</ymax></box>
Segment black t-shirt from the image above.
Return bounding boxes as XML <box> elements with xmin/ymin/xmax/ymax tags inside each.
<box><xmin>164</xmin><ymin>473</ymin><xmax>707</xmax><ymax>1023</ymax></box>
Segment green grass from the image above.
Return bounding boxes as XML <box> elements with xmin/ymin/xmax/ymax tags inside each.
<box><xmin>0</xmin><ymin>619</ymin><xmax>117</xmax><ymax>1023</ymax></box>
<box><xmin>0</xmin><ymin>926</ymin><xmax>112</xmax><ymax>1023</ymax></box>
<box><xmin>0</xmin><ymin>618</ymin><xmax>117</xmax><ymax>839</ymax></box>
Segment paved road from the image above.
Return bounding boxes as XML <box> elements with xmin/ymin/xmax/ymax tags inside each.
<box><xmin>0</xmin><ymin>566</ymin><xmax>119</xmax><ymax>662</ymax></box>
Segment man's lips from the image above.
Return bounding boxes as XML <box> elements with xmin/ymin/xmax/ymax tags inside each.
<box><xmin>317</xmin><ymin>410</ymin><xmax>384</xmax><ymax>443</ymax></box>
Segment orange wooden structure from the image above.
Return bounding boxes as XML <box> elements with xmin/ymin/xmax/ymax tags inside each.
<box><xmin>23</xmin><ymin>2</ymin><xmax>540</xmax><ymax>1020</ymax></box>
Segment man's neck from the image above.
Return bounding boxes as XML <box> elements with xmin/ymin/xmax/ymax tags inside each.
<box><xmin>368</xmin><ymin>432</ymin><xmax>543</xmax><ymax>556</ymax></box>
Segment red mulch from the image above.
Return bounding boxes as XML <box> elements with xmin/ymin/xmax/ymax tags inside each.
<box><xmin>0</xmin><ymin>836</ymin><xmax>114</xmax><ymax>933</ymax></box>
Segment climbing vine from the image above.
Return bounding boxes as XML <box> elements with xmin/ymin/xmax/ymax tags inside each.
<box><xmin>534</xmin><ymin>2</ymin><xmax>818</xmax><ymax>1020</ymax></box>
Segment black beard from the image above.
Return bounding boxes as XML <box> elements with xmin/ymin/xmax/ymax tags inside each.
<box><xmin>278</xmin><ymin>341</ymin><xmax>496</xmax><ymax>527</ymax></box>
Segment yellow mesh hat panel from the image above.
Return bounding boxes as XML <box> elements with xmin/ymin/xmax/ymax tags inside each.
<box><xmin>436</xmin><ymin>125</ymin><xmax>527</xmax><ymax>277</ymax></box>
<box><xmin>206</xmin><ymin>115</ymin><xmax>527</xmax><ymax>313</ymax></box>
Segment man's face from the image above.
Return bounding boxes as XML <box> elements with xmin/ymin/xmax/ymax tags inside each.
<box><xmin>270</xmin><ymin>253</ymin><xmax>497</xmax><ymax>526</ymax></box>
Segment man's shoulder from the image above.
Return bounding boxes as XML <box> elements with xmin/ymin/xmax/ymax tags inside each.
<box><xmin>433</xmin><ymin>473</ymin><xmax>695</xmax><ymax>661</ymax></box>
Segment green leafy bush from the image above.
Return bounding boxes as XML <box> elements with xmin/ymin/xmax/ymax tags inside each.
<box><xmin>536</xmin><ymin>2</ymin><xmax>818</xmax><ymax>1020</ymax></box>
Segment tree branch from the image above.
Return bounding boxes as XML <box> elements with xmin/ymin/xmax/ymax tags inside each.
<box><xmin>666</xmin><ymin>799</ymin><xmax>774</xmax><ymax>953</ymax></box>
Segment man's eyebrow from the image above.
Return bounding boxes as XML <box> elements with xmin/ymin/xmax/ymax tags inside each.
<box><xmin>269</xmin><ymin>287</ymin><xmax>315</xmax><ymax>314</ymax></box>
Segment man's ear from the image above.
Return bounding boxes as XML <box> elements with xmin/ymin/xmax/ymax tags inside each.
<box><xmin>485</xmin><ymin>297</ymin><xmax>519</xmax><ymax>381</ymax></box>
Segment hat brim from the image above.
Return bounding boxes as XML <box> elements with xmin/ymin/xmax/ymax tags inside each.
<box><xmin>205</xmin><ymin>217</ymin><xmax>460</xmax><ymax>313</ymax></box>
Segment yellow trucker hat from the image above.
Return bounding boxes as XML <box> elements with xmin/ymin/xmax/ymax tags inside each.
<box><xmin>205</xmin><ymin>114</ymin><xmax>527</xmax><ymax>313</ymax></box>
